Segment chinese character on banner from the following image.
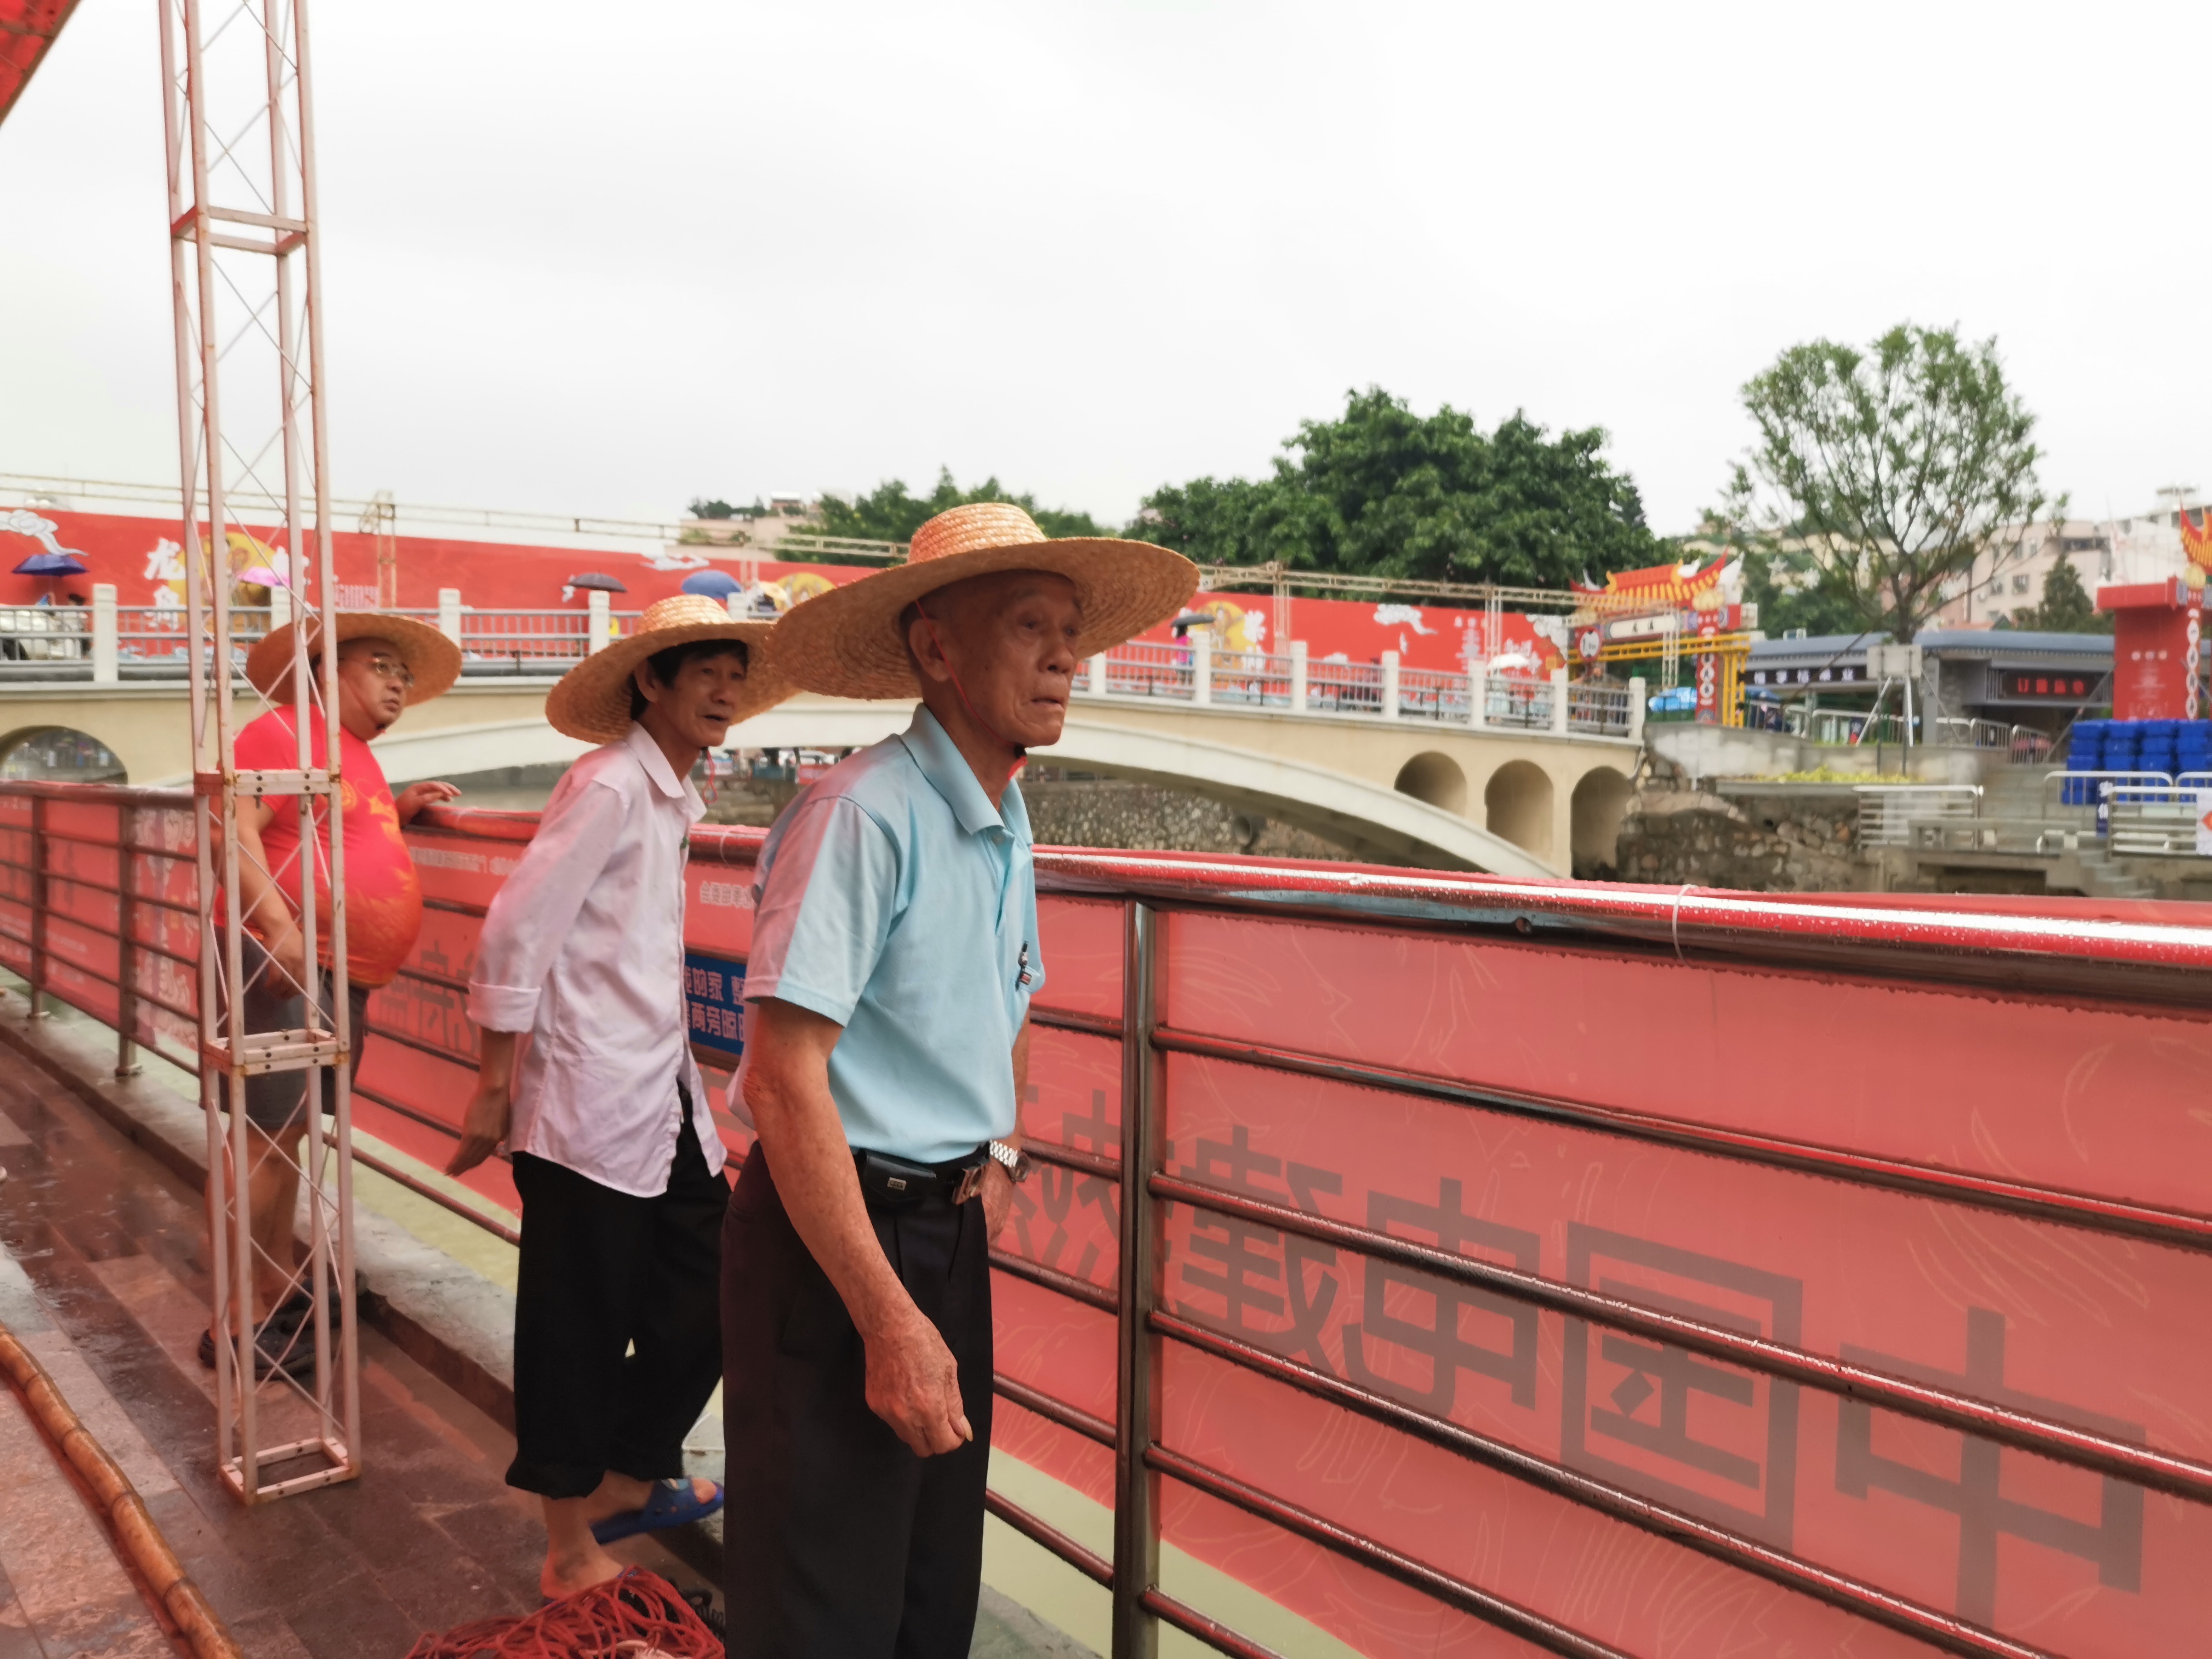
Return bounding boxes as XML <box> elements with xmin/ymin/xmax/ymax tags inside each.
<box><xmin>1562</xmin><ymin>1225</ymin><xmax>1803</xmax><ymax>1550</ymax></box>
<box><xmin>1174</xmin><ymin>1127</ymin><xmax>1347</xmax><ymax>1373</ymax></box>
<box><xmin>1837</xmin><ymin>1307</ymin><xmax>2144</xmax><ymax>1627</ymax></box>
<box><xmin>683</xmin><ymin>949</ymin><xmax>746</xmax><ymax>1058</ymax></box>
<box><xmin>1342</xmin><ymin>1178</ymin><xmax>1541</xmax><ymax>1412</ymax></box>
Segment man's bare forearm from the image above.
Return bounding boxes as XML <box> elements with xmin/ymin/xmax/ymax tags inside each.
<box><xmin>229</xmin><ymin>809</ymin><xmax>299</xmax><ymax>942</ymax></box>
<box><xmin>745</xmin><ymin>1002</ymin><xmax>920</xmax><ymax>1342</ymax></box>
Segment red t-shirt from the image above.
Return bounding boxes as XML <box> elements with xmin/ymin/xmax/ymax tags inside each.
<box><xmin>231</xmin><ymin>708</ymin><xmax>422</xmax><ymax>988</ymax></box>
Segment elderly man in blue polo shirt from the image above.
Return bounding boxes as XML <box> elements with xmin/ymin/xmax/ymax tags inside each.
<box><xmin>729</xmin><ymin>504</ymin><xmax>1195</xmax><ymax>1657</ymax></box>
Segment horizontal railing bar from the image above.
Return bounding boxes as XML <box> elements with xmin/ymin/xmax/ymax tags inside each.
<box><xmin>1028</xmin><ymin>1005</ymin><xmax>1125</xmax><ymax>1039</ymax></box>
<box><xmin>350</xmin><ymin>1142</ymin><xmax>519</xmax><ymax>1246</ymax></box>
<box><xmin>1153</xmin><ymin>1314</ymin><xmax>2047</xmax><ymax>1659</ymax></box>
<box><xmin>987</xmin><ymin>1247</ymin><xmax>1117</xmax><ymax>1313</ymax></box>
<box><xmin>981</xmin><ymin>1489</ymin><xmax>1114</xmax><ymax>1588</ymax></box>
<box><xmin>419</xmin><ymin>894</ymin><xmax>491</xmax><ymax>919</ymax></box>
<box><xmin>1151</xmin><ymin>1027</ymin><xmax>2212</xmax><ymax>1253</ymax></box>
<box><xmin>348</xmin><ymin>1081</ymin><xmax>510</xmax><ymax>1170</ymax></box>
<box><xmin>1138</xmin><ymin>1590</ymin><xmax>1290</xmax><ymax>1659</ymax></box>
<box><xmin>387</xmin><ymin>959</ymin><xmax>472</xmax><ymax>996</ymax></box>
<box><xmin>1021</xmin><ymin>1139</ymin><xmax>1119</xmax><ymax>1182</ymax></box>
<box><xmin>363</xmin><ymin>1019</ymin><xmax>474</xmax><ymax>1072</ymax></box>
<box><xmin>1146</xmin><ymin>1444</ymin><xmax>1635</xmax><ymax>1659</ymax></box>
<box><xmin>992</xmin><ymin>1373</ymin><xmax>1115</xmax><ymax>1447</ymax></box>
<box><xmin>1153</xmin><ymin>1171</ymin><xmax>2212</xmax><ymax>1501</ymax></box>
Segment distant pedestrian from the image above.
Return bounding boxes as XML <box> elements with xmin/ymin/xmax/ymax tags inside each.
<box><xmin>726</xmin><ymin>503</ymin><xmax>1195</xmax><ymax>1657</ymax></box>
<box><xmin>453</xmin><ymin>596</ymin><xmax>789</xmax><ymax>1600</ymax></box>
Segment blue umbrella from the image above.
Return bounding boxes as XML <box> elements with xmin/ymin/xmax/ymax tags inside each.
<box><xmin>13</xmin><ymin>552</ymin><xmax>88</xmax><ymax>577</ymax></box>
<box><xmin>680</xmin><ymin>569</ymin><xmax>743</xmax><ymax>600</ymax></box>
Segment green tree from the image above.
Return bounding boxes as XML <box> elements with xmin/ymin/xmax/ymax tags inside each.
<box><xmin>814</xmin><ymin>468</ymin><xmax>1110</xmax><ymax>548</ymax></box>
<box><xmin>1125</xmin><ymin>387</ymin><xmax>1665</xmax><ymax>587</ymax></box>
<box><xmin>1716</xmin><ymin>324</ymin><xmax>2060</xmax><ymax>642</ymax></box>
<box><xmin>2009</xmin><ymin>555</ymin><xmax>2110</xmax><ymax>633</ymax></box>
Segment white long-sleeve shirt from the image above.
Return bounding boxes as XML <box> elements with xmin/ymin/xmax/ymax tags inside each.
<box><xmin>466</xmin><ymin>723</ymin><xmax>720</xmax><ymax>1197</ymax></box>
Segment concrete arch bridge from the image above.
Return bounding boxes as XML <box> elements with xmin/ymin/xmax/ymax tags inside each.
<box><xmin>0</xmin><ymin>648</ymin><xmax>1641</xmax><ymax>877</ymax></box>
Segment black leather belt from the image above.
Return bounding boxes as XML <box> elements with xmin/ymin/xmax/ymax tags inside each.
<box><xmin>854</xmin><ymin>1146</ymin><xmax>990</xmax><ymax>1209</ymax></box>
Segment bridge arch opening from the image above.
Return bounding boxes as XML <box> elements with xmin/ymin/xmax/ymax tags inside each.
<box><xmin>1393</xmin><ymin>751</ymin><xmax>1467</xmax><ymax>816</ymax></box>
<box><xmin>1484</xmin><ymin>760</ymin><xmax>1552</xmax><ymax>860</ymax></box>
<box><xmin>1570</xmin><ymin>765</ymin><xmax>1632</xmax><ymax>875</ymax></box>
<box><xmin>0</xmin><ymin>726</ymin><xmax>126</xmax><ymax>785</ymax></box>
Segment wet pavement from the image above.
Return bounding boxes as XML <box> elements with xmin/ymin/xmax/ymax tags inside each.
<box><xmin>0</xmin><ymin>1045</ymin><xmax>718</xmax><ymax>1658</ymax></box>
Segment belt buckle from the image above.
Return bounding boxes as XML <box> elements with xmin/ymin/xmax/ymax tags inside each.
<box><xmin>951</xmin><ymin>1162</ymin><xmax>987</xmax><ymax>1205</ymax></box>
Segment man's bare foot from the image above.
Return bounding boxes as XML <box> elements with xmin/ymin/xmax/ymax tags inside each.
<box><xmin>540</xmin><ymin>1538</ymin><xmax>626</xmax><ymax>1601</ymax></box>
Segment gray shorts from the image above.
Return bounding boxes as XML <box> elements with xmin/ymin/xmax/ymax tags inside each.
<box><xmin>227</xmin><ymin>936</ymin><xmax>372</xmax><ymax>1134</ymax></box>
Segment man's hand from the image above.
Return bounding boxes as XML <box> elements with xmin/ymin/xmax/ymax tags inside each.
<box><xmin>446</xmin><ymin>1078</ymin><xmax>511</xmax><ymax>1176</ymax></box>
<box><xmin>863</xmin><ymin>1305</ymin><xmax>972</xmax><ymax>1457</ymax></box>
<box><xmin>981</xmin><ymin>1159</ymin><xmax>1017</xmax><ymax>1242</ymax></box>
<box><xmin>263</xmin><ymin>922</ymin><xmax>310</xmax><ymax>994</ymax></box>
<box><xmin>395</xmin><ymin>780</ymin><xmax>462</xmax><ymax>824</ymax></box>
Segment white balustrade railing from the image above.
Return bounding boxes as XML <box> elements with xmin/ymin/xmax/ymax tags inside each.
<box><xmin>1396</xmin><ymin>665</ymin><xmax>1470</xmax><ymax>722</ymax></box>
<box><xmin>1304</xmin><ymin>654</ymin><xmax>1386</xmax><ymax>715</ymax></box>
<box><xmin>35</xmin><ymin>597</ymin><xmax>1646</xmax><ymax>743</ymax></box>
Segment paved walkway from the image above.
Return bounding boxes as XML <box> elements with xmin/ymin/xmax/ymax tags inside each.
<box><xmin>0</xmin><ymin>1047</ymin><xmax>717</xmax><ymax>1658</ymax></box>
<box><xmin>0</xmin><ymin>1019</ymin><xmax>1091</xmax><ymax>1659</ymax></box>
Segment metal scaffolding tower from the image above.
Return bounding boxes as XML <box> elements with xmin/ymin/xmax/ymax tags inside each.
<box><xmin>160</xmin><ymin>0</ymin><xmax>360</xmax><ymax>1502</ymax></box>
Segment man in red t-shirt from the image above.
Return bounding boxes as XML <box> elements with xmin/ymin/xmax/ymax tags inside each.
<box><xmin>209</xmin><ymin>612</ymin><xmax>462</xmax><ymax>1378</ymax></box>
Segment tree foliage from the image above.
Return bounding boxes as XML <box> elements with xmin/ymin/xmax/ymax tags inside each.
<box><xmin>2005</xmin><ymin>555</ymin><xmax>2110</xmax><ymax>634</ymax></box>
<box><xmin>1124</xmin><ymin>387</ymin><xmax>1665</xmax><ymax>587</ymax></box>
<box><xmin>1715</xmin><ymin>324</ymin><xmax>2060</xmax><ymax>642</ymax></box>
<box><xmin>814</xmin><ymin>468</ymin><xmax>1110</xmax><ymax>545</ymax></box>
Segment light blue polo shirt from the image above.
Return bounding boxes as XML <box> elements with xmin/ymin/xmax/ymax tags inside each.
<box><xmin>742</xmin><ymin>706</ymin><xmax>1044</xmax><ymax>1164</ymax></box>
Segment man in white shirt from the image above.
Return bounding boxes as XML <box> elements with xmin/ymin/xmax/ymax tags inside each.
<box><xmin>451</xmin><ymin>595</ymin><xmax>786</xmax><ymax>1600</ymax></box>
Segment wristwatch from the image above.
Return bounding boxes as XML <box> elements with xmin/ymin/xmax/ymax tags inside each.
<box><xmin>986</xmin><ymin>1139</ymin><xmax>1034</xmax><ymax>1184</ymax></box>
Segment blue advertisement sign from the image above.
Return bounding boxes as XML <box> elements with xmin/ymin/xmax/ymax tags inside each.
<box><xmin>685</xmin><ymin>951</ymin><xmax>746</xmax><ymax>1057</ymax></box>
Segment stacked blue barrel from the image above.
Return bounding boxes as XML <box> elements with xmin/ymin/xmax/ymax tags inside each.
<box><xmin>2066</xmin><ymin>719</ymin><xmax>2212</xmax><ymax>803</ymax></box>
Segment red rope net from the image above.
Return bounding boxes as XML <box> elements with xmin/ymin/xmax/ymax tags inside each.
<box><xmin>403</xmin><ymin>1568</ymin><xmax>722</xmax><ymax>1659</ymax></box>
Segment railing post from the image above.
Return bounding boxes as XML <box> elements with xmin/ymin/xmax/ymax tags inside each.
<box><xmin>1467</xmin><ymin>660</ymin><xmax>1486</xmax><ymax>728</ymax></box>
<box><xmin>1088</xmin><ymin>652</ymin><xmax>1108</xmax><ymax>695</ymax></box>
<box><xmin>1381</xmin><ymin>649</ymin><xmax>1400</xmax><ymax>720</ymax></box>
<box><xmin>116</xmin><ymin>805</ymin><xmax>141</xmax><ymax>1077</ymax></box>
<box><xmin>91</xmin><ymin>583</ymin><xmax>119</xmax><ymax>684</ymax></box>
<box><xmin>1113</xmin><ymin>900</ymin><xmax>1163</xmax><ymax>1659</ymax></box>
<box><xmin>588</xmin><ymin>588</ymin><xmax>612</xmax><ymax>655</ymax></box>
<box><xmin>1549</xmin><ymin>667</ymin><xmax>1570</xmax><ymax>735</ymax></box>
<box><xmin>268</xmin><ymin>581</ymin><xmax>293</xmax><ymax>632</ymax></box>
<box><xmin>1191</xmin><ymin>634</ymin><xmax>1212</xmax><ymax>706</ymax></box>
<box><xmin>25</xmin><ymin>794</ymin><xmax>46</xmax><ymax>1019</ymax></box>
<box><xmin>1628</xmin><ymin>675</ymin><xmax>1647</xmax><ymax>743</ymax></box>
<box><xmin>1289</xmin><ymin>640</ymin><xmax>1308</xmax><ymax>713</ymax></box>
<box><xmin>437</xmin><ymin>587</ymin><xmax>463</xmax><ymax>645</ymax></box>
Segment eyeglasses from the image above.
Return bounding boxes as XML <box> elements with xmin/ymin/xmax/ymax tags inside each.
<box><xmin>362</xmin><ymin>653</ymin><xmax>415</xmax><ymax>688</ymax></box>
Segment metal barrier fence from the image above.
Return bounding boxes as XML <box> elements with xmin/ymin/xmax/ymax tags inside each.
<box><xmin>8</xmin><ymin>780</ymin><xmax>2212</xmax><ymax>1655</ymax></box>
<box><xmin>1852</xmin><ymin>784</ymin><xmax>1985</xmax><ymax>848</ymax></box>
<box><xmin>1933</xmin><ymin>717</ymin><xmax>2055</xmax><ymax>765</ymax></box>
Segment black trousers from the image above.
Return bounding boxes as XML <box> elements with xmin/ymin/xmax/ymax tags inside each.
<box><xmin>722</xmin><ymin>1147</ymin><xmax>994</xmax><ymax>1659</ymax></box>
<box><xmin>507</xmin><ymin>1107</ymin><xmax>729</xmax><ymax>1499</ymax></box>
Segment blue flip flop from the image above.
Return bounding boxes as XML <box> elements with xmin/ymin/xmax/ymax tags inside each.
<box><xmin>589</xmin><ymin>1479</ymin><xmax>726</xmax><ymax>1544</ymax></box>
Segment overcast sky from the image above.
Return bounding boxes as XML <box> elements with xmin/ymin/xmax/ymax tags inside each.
<box><xmin>2</xmin><ymin>1</ymin><xmax>2207</xmax><ymax>538</ymax></box>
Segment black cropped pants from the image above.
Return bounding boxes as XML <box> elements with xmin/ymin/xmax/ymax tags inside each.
<box><xmin>506</xmin><ymin>1104</ymin><xmax>728</xmax><ymax>1500</ymax></box>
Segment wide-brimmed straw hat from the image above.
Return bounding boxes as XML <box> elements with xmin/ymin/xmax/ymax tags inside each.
<box><xmin>245</xmin><ymin>611</ymin><xmax>461</xmax><ymax>705</ymax></box>
<box><xmin>771</xmin><ymin>503</ymin><xmax>1199</xmax><ymax>700</ymax></box>
<box><xmin>545</xmin><ymin>594</ymin><xmax>789</xmax><ymax>744</ymax></box>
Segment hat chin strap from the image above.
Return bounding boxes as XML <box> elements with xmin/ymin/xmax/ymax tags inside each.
<box><xmin>914</xmin><ymin>598</ymin><xmax>1026</xmax><ymax>772</ymax></box>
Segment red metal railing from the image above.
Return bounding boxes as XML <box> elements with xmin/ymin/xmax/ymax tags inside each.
<box><xmin>4</xmin><ymin>779</ymin><xmax>2210</xmax><ymax>1658</ymax></box>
